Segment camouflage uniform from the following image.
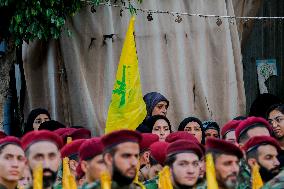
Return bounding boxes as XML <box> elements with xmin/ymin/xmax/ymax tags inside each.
<box><xmin>0</xmin><ymin>184</ymin><xmax>17</xmax><ymax>189</ymax></box>
<box><xmin>80</xmin><ymin>181</ymin><xmax>144</xmax><ymax>189</ymax></box>
<box><xmin>144</xmin><ymin>176</ymin><xmax>204</xmax><ymax>189</ymax></box>
<box><xmin>237</xmin><ymin>159</ymin><xmax>251</xmax><ymax>189</ymax></box>
<box><xmin>144</xmin><ymin>176</ymin><xmax>158</xmax><ymax>189</ymax></box>
<box><xmin>261</xmin><ymin>169</ymin><xmax>284</xmax><ymax>189</ymax></box>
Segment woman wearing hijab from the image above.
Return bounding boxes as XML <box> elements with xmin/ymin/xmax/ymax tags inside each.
<box><xmin>139</xmin><ymin>115</ymin><xmax>172</xmax><ymax>141</ymax></box>
<box><xmin>136</xmin><ymin>92</ymin><xmax>170</xmax><ymax>133</ymax></box>
<box><xmin>178</xmin><ymin>117</ymin><xmax>205</xmax><ymax>144</ymax></box>
<box><xmin>202</xmin><ymin>121</ymin><xmax>220</xmax><ymax>141</ymax></box>
<box><xmin>24</xmin><ymin>108</ymin><xmax>51</xmax><ymax>134</ymax></box>
<box><xmin>143</xmin><ymin>92</ymin><xmax>169</xmax><ymax>118</ymax></box>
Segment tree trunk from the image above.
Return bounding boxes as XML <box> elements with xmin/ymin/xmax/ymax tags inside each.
<box><xmin>0</xmin><ymin>39</ymin><xmax>16</xmax><ymax>131</ymax></box>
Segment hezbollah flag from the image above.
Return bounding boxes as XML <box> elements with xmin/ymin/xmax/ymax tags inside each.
<box><xmin>105</xmin><ymin>17</ymin><xmax>147</xmax><ymax>133</ymax></box>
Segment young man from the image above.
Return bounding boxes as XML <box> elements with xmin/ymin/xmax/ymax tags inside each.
<box><xmin>138</xmin><ymin>133</ymin><xmax>159</xmax><ymax>182</ymax></box>
<box><xmin>21</xmin><ymin>130</ymin><xmax>63</xmax><ymax>189</ymax></box>
<box><xmin>221</xmin><ymin>120</ymin><xmax>241</xmax><ymax>144</ymax></box>
<box><xmin>83</xmin><ymin>130</ymin><xmax>144</xmax><ymax>189</ymax></box>
<box><xmin>79</xmin><ymin>137</ymin><xmax>106</xmax><ymax>184</ymax></box>
<box><xmin>235</xmin><ymin>116</ymin><xmax>273</xmax><ymax>146</ymax></box>
<box><xmin>0</xmin><ymin>137</ymin><xmax>26</xmax><ymax>189</ymax></box>
<box><xmin>205</xmin><ymin>138</ymin><xmax>243</xmax><ymax>189</ymax></box>
<box><xmin>61</xmin><ymin>139</ymin><xmax>86</xmax><ymax>176</ymax></box>
<box><xmin>243</xmin><ymin>136</ymin><xmax>281</xmax><ymax>183</ymax></box>
<box><xmin>145</xmin><ymin>140</ymin><xmax>203</xmax><ymax>189</ymax></box>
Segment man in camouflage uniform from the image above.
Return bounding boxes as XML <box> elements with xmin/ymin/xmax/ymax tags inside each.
<box><xmin>22</xmin><ymin>130</ymin><xmax>63</xmax><ymax>189</ymax></box>
<box><xmin>81</xmin><ymin>130</ymin><xmax>144</xmax><ymax>189</ymax></box>
<box><xmin>235</xmin><ymin>116</ymin><xmax>276</xmax><ymax>189</ymax></box>
<box><xmin>243</xmin><ymin>136</ymin><xmax>281</xmax><ymax>185</ymax></box>
<box><xmin>199</xmin><ymin>138</ymin><xmax>243</xmax><ymax>189</ymax></box>
<box><xmin>262</xmin><ymin>169</ymin><xmax>284</xmax><ymax>188</ymax></box>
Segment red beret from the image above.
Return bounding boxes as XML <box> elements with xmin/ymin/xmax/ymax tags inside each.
<box><xmin>221</xmin><ymin>120</ymin><xmax>241</xmax><ymax>138</ymax></box>
<box><xmin>243</xmin><ymin>136</ymin><xmax>281</xmax><ymax>153</ymax></box>
<box><xmin>0</xmin><ymin>136</ymin><xmax>22</xmax><ymax>148</ymax></box>
<box><xmin>101</xmin><ymin>130</ymin><xmax>142</xmax><ymax>149</ymax></box>
<box><xmin>165</xmin><ymin>131</ymin><xmax>199</xmax><ymax>144</ymax></box>
<box><xmin>149</xmin><ymin>141</ymin><xmax>169</xmax><ymax>165</ymax></box>
<box><xmin>79</xmin><ymin>137</ymin><xmax>104</xmax><ymax>161</ymax></box>
<box><xmin>0</xmin><ymin>131</ymin><xmax>7</xmax><ymax>139</ymax></box>
<box><xmin>235</xmin><ymin>117</ymin><xmax>273</xmax><ymax>142</ymax></box>
<box><xmin>61</xmin><ymin>128</ymin><xmax>91</xmax><ymax>144</ymax></box>
<box><xmin>21</xmin><ymin>130</ymin><xmax>63</xmax><ymax>151</ymax></box>
<box><xmin>206</xmin><ymin>138</ymin><xmax>243</xmax><ymax>159</ymax></box>
<box><xmin>167</xmin><ymin>140</ymin><xmax>204</xmax><ymax>159</ymax></box>
<box><xmin>54</xmin><ymin>128</ymin><xmax>76</xmax><ymax>136</ymax></box>
<box><xmin>165</xmin><ymin>131</ymin><xmax>205</xmax><ymax>154</ymax></box>
<box><xmin>61</xmin><ymin>139</ymin><xmax>86</xmax><ymax>158</ymax></box>
<box><xmin>140</xmin><ymin>133</ymin><xmax>159</xmax><ymax>152</ymax></box>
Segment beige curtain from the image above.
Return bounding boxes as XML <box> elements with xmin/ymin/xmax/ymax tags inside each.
<box><xmin>22</xmin><ymin>0</ymin><xmax>250</xmax><ymax>135</ymax></box>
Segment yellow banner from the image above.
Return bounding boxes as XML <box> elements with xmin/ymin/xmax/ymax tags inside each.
<box><xmin>105</xmin><ymin>17</ymin><xmax>146</xmax><ymax>133</ymax></box>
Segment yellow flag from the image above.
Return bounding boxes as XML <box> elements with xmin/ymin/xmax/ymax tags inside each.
<box><xmin>252</xmin><ymin>164</ymin><xmax>263</xmax><ymax>189</ymax></box>
<box><xmin>133</xmin><ymin>162</ymin><xmax>146</xmax><ymax>189</ymax></box>
<box><xmin>105</xmin><ymin>16</ymin><xmax>147</xmax><ymax>133</ymax></box>
<box><xmin>33</xmin><ymin>163</ymin><xmax>43</xmax><ymax>189</ymax></box>
<box><xmin>158</xmin><ymin>166</ymin><xmax>173</xmax><ymax>189</ymax></box>
<box><xmin>206</xmin><ymin>153</ymin><xmax>219</xmax><ymax>189</ymax></box>
<box><xmin>62</xmin><ymin>157</ymin><xmax>77</xmax><ymax>189</ymax></box>
<box><xmin>100</xmin><ymin>171</ymin><xmax>111</xmax><ymax>189</ymax></box>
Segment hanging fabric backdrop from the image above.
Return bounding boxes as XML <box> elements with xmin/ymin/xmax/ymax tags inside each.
<box><xmin>22</xmin><ymin>0</ymin><xmax>259</xmax><ymax>135</ymax></box>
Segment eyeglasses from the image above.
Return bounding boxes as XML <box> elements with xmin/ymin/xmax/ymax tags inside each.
<box><xmin>268</xmin><ymin>116</ymin><xmax>284</xmax><ymax>125</ymax></box>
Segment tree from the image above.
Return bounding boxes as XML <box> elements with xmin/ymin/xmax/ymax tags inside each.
<box><xmin>0</xmin><ymin>0</ymin><xmax>141</xmax><ymax>133</ymax></box>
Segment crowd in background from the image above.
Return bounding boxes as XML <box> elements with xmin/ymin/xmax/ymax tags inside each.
<box><xmin>0</xmin><ymin>92</ymin><xmax>283</xmax><ymax>189</ymax></box>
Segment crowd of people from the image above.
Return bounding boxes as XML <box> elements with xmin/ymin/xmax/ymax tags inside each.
<box><xmin>0</xmin><ymin>92</ymin><xmax>284</xmax><ymax>189</ymax></box>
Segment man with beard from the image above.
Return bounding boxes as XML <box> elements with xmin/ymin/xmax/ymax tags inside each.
<box><xmin>243</xmin><ymin>136</ymin><xmax>281</xmax><ymax>184</ymax></box>
<box><xmin>0</xmin><ymin>137</ymin><xmax>26</xmax><ymax>189</ymax></box>
<box><xmin>204</xmin><ymin>138</ymin><xmax>243</xmax><ymax>189</ymax></box>
<box><xmin>83</xmin><ymin>130</ymin><xmax>144</xmax><ymax>189</ymax></box>
<box><xmin>21</xmin><ymin>130</ymin><xmax>63</xmax><ymax>189</ymax></box>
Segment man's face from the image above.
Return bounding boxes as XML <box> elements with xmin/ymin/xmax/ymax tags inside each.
<box><xmin>224</xmin><ymin>131</ymin><xmax>236</xmax><ymax>144</ymax></box>
<box><xmin>18</xmin><ymin>166</ymin><xmax>32</xmax><ymax>187</ymax></box>
<box><xmin>257</xmin><ymin>145</ymin><xmax>280</xmax><ymax>175</ymax></box>
<box><xmin>215</xmin><ymin>154</ymin><xmax>240</xmax><ymax>189</ymax></box>
<box><xmin>105</xmin><ymin>142</ymin><xmax>139</xmax><ymax>185</ymax></box>
<box><xmin>246</xmin><ymin>127</ymin><xmax>270</xmax><ymax>138</ymax></box>
<box><xmin>27</xmin><ymin>141</ymin><xmax>60</xmax><ymax>188</ymax></box>
<box><xmin>82</xmin><ymin>154</ymin><xmax>106</xmax><ymax>182</ymax></box>
<box><xmin>148</xmin><ymin>164</ymin><xmax>163</xmax><ymax>179</ymax></box>
<box><xmin>0</xmin><ymin>144</ymin><xmax>26</xmax><ymax>182</ymax></box>
<box><xmin>171</xmin><ymin>153</ymin><xmax>200</xmax><ymax>187</ymax></box>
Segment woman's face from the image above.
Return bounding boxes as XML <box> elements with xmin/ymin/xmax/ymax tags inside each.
<box><xmin>268</xmin><ymin>110</ymin><xmax>284</xmax><ymax>139</ymax></box>
<box><xmin>151</xmin><ymin>101</ymin><xmax>168</xmax><ymax>116</ymax></box>
<box><xmin>33</xmin><ymin>114</ymin><xmax>50</xmax><ymax>130</ymax></box>
<box><xmin>205</xmin><ymin>129</ymin><xmax>219</xmax><ymax>140</ymax></box>
<box><xmin>184</xmin><ymin>122</ymin><xmax>203</xmax><ymax>143</ymax></box>
<box><xmin>152</xmin><ymin>119</ymin><xmax>171</xmax><ymax>141</ymax></box>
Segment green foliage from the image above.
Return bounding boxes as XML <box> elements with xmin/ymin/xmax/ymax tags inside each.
<box><xmin>0</xmin><ymin>0</ymin><xmax>142</xmax><ymax>46</ymax></box>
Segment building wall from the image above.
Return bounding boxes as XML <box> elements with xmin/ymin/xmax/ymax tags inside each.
<box><xmin>242</xmin><ymin>0</ymin><xmax>284</xmax><ymax>113</ymax></box>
